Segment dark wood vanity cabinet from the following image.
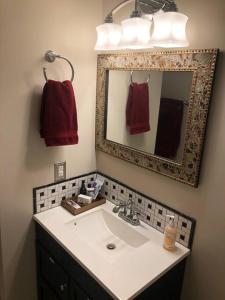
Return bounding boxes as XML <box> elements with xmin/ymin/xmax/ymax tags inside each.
<box><xmin>35</xmin><ymin>223</ymin><xmax>186</xmax><ymax>300</ymax></box>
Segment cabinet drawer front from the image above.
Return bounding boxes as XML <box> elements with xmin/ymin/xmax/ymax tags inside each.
<box><xmin>39</xmin><ymin>280</ymin><xmax>60</xmax><ymax>300</ymax></box>
<box><xmin>38</xmin><ymin>244</ymin><xmax>69</xmax><ymax>298</ymax></box>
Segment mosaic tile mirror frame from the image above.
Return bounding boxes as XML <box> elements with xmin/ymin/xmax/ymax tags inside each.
<box><xmin>95</xmin><ymin>49</ymin><xmax>218</xmax><ymax>187</ymax></box>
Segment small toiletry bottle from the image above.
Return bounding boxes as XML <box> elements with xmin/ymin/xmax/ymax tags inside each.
<box><xmin>86</xmin><ymin>183</ymin><xmax>94</xmax><ymax>198</ymax></box>
<box><xmin>79</xmin><ymin>180</ymin><xmax>87</xmax><ymax>195</ymax></box>
<box><xmin>163</xmin><ymin>215</ymin><xmax>177</xmax><ymax>251</ymax></box>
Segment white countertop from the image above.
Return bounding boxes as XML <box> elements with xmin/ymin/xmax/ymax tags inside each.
<box><xmin>33</xmin><ymin>201</ymin><xmax>190</xmax><ymax>300</ymax></box>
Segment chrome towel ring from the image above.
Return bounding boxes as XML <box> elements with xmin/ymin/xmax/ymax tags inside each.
<box><xmin>43</xmin><ymin>50</ymin><xmax>75</xmax><ymax>82</ymax></box>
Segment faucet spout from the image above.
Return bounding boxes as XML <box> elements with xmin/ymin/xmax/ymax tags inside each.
<box><xmin>112</xmin><ymin>198</ymin><xmax>143</xmax><ymax>226</ymax></box>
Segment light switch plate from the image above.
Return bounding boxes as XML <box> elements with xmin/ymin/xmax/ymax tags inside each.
<box><xmin>54</xmin><ymin>161</ymin><xmax>66</xmax><ymax>182</ymax></box>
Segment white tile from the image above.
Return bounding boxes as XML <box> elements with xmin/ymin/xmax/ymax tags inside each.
<box><xmin>135</xmin><ymin>195</ymin><xmax>145</xmax><ymax>209</ymax></box>
<box><xmin>58</xmin><ymin>182</ymin><xmax>69</xmax><ymax>194</ymax></box>
<box><xmin>36</xmin><ymin>205</ymin><xmax>41</xmax><ymax>213</ymax></box>
<box><xmin>111</xmin><ymin>182</ymin><xmax>119</xmax><ymax>192</ymax></box>
<box><xmin>187</xmin><ymin>220</ymin><xmax>192</xmax><ymax>230</ymax></box>
<box><xmin>36</xmin><ymin>188</ymin><xmax>48</xmax><ymax>201</ymax></box>
<box><xmin>109</xmin><ymin>192</ymin><xmax>118</xmax><ymax>204</ymax></box>
<box><xmin>118</xmin><ymin>186</ymin><xmax>126</xmax><ymax>197</ymax></box>
<box><xmin>47</xmin><ymin>185</ymin><xmax>59</xmax><ymax>197</ymax></box>
<box><xmin>58</xmin><ymin>193</ymin><xmax>66</xmax><ymax>203</ymax></box>
<box><xmin>144</xmin><ymin>200</ymin><xmax>155</xmax><ymax>213</ymax></box>
<box><xmin>68</xmin><ymin>179</ymin><xmax>77</xmax><ymax>189</ymax></box>
<box><xmin>36</xmin><ymin>199</ymin><xmax>44</xmax><ymax>205</ymax></box>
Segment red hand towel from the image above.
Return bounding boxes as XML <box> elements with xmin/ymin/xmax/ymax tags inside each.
<box><xmin>126</xmin><ymin>82</ymin><xmax>150</xmax><ymax>135</ymax></box>
<box><xmin>40</xmin><ymin>80</ymin><xmax>78</xmax><ymax>146</ymax></box>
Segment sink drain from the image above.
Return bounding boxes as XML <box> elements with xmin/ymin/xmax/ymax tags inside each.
<box><xmin>106</xmin><ymin>243</ymin><xmax>116</xmax><ymax>250</ymax></box>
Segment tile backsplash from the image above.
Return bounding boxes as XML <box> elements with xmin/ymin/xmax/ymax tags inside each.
<box><xmin>33</xmin><ymin>171</ymin><xmax>196</xmax><ymax>249</ymax></box>
<box><xmin>33</xmin><ymin>172</ymin><xmax>96</xmax><ymax>214</ymax></box>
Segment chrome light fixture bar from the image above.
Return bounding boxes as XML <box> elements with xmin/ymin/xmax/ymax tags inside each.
<box><xmin>94</xmin><ymin>0</ymin><xmax>189</xmax><ymax>50</ymax></box>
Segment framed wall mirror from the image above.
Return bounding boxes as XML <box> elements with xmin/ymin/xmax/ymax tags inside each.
<box><xmin>95</xmin><ymin>49</ymin><xmax>218</xmax><ymax>187</ymax></box>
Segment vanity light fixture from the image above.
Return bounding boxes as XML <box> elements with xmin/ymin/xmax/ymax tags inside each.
<box><xmin>94</xmin><ymin>0</ymin><xmax>189</xmax><ymax>50</ymax></box>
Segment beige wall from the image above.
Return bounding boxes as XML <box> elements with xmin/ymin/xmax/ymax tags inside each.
<box><xmin>99</xmin><ymin>1</ymin><xmax>225</xmax><ymax>300</ymax></box>
<box><xmin>0</xmin><ymin>0</ymin><xmax>102</xmax><ymax>299</ymax></box>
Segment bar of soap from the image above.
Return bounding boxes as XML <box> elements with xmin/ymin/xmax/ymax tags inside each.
<box><xmin>78</xmin><ymin>194</ymin><xmax>92</xmax><ymax>204</ymax></box>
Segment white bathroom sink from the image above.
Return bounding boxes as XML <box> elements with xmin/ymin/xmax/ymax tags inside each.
<box><xmin>34</xmin><ymin>200</ymin><xmax>190</xmax><ymax>300</ymax></box>
<box><xmin>64</xmin><ymin>209</ymin><xmax>149</xmax><ymax>262</ymax></box>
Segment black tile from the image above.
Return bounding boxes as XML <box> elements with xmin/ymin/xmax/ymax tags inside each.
<box><xmin>40</xmin><ymin>203</ymin><xmax>44</xmax><ymax>208</ymax></box>
<box><xmin>158</xmin><ymin>209</ymin><xmax>163</xmax><ymax>215</ymax></box>
<box><xmin>72</xmin><ymin>183</ymin><xmax>76</xmax><ymax>187</ymax></box>
<box><xmin>105</xmin><ymin>191</ymin><xmax>108</xmax><ymax>196</ymax></box>
<box><xmin>62</xmin><ymin>196</ymin><xmax>66</xmax><ymax>200</ymax></box>
<box><xmin>91</xmin><ymin>177</ymin><xmax>94</xmax><ymax>181</ymax></box>
<box><xmin>147</xmin><ymin>215</ymin><xmax>150</xmax><ymax>221</ymax></box>
<box><xmin>52</xmin><ymin>200</ymin><xmax>55</xmax><ymax>204</ymax></box>
<box><xmin>129</xmin><ymin>194</ymin><xmax>132</xmax><ymax>198</ymax></box>
<box><xmin>180</xmin><ymin>234</ymin><xmax>185</xmax><ymax>241</ymax></box>
<box><xmin>148</xmin><ymin>203</ymin><xmax>152</xmax><ymax>209</ymax></box>
<box><xmin>157</xmin><ymin>221</ymin><xmax>161</xmax><ymax>227</ymax></box>
<box><xmin>120</xmin><ymin>189</ymin><xmax>124</xmax><ymax>194</ymax></box>
<box><xmin>138</xmin><ymin>198</ymin><xmax>142</xmax><ymax>204</ymax></box>
<box><xmin>112</xmin><ymin>195</ymin><xmax>115</xmax><ymax>200</ymax></box>
<box><xmin>62</xmin><ymin>185</ymin><xmax>66</xmax><ymax>190</ymax></box>
<box><xmin>113</xmin><ymin>185</ymin><xmax>116</xmax><ymax>190</ymax></box>
<box><xmin>106</xmin><ymin>181</ymin><xmax>109</xmax><ymax>186</ymax></box>
<box><xmin>182</xmin><ymin>222</ymin><xmax>187</xmax><ymax>228</ymax></box>
<box><xmin>40</xmin><ymin>192</ymin><xmax>44</xmax><ymax>197</ymax></box>
<box><xmin>72</xmin><ymin>193</ymin><xmax>76</xmax><ymax>197</ymax></box>
<box><xmin>51</xmin><ymin>189</ymin><xmax>55</xmax><ymax>193</ymax></box>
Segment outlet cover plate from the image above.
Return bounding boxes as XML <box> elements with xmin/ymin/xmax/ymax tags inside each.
<box><xmin>54</xmin><ymin>161</ymin><xmax>66</xmax><ymax>182</ymax></box>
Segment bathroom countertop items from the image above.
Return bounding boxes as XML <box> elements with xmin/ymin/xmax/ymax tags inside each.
<box><xmin>40</xmin><ymin>80</ymin><xmax>78</xmax><ymax>146</ymax></box>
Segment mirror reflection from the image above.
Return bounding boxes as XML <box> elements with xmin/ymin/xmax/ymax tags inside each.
<box><xmin>105</xmin><ymin>70</ymin><xmax>193</xmax><ymax>163</ymax></box>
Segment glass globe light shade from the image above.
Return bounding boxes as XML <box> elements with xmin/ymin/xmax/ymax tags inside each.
<box><xmin>119</xmin><ymin>17</ymin><xmax>152</xmax><ymax>49</ymax></box>
<box><xmin>94</xmin><ymin>23</ymin><xmax>122</xmax><ymax>51</ymax></box>
<box><xmin>151</xmin><ymin>12</ymin><xmax>189</xmax><ymax>48</ymax></box>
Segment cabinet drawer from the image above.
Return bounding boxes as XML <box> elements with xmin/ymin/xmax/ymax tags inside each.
<box><xmin>38</xmin><ymin>244</ymin><xmax>69</xmax><ymax>299</ymax></box>
<box><xmin>39</xmin><ymin>279</ymin><xmax>60</xmax><ymax>300</ymax></box>
<box><xmin>70</xmin><ymin>279</ymin><xmax>91</xmax><ymax>300</ymax></box>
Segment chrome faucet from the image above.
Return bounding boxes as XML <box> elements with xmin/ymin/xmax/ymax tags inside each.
<box><xmin>112</xmin><ymin>198</ymin><xmax>142</xmax><ymax>226</ymax></box>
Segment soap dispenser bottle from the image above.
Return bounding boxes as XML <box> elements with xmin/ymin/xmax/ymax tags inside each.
<box><xmin>163</xmin><ymin>215</ymin><xmax>177</xmax><ymax>251</ymax></box>
<box><xmin>79</xmin><ymin>180</ymin><xmax>87</xmax><ymax>195</ymax></box>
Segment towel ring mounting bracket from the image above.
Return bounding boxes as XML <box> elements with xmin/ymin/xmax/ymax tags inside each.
<box><xmin>43</xmin><ymin>50</ymin><xmax>75</xmax><ymax>82</ymax></box>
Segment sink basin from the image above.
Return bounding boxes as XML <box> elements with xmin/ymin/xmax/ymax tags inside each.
<box><xmin>65</xmin><ymin>208</ymin><xmax>149</xmax><ymax>262</ymax></box>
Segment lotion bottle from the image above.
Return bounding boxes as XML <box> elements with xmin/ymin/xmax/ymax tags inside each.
<box><xmin>163</xmin><ymin>215</ymin><xmax>177</xmax><ymax>251</ymax></box>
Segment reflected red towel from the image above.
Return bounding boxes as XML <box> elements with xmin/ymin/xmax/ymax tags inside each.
<box><xmin>40</xmin><ymin>80</ymin><xmax>78</xmax><ymax>146</ymax></box>
<box><xmin>126</xmin><ymin>82</ymin><xmax>150</xmax><ymax>135</ymax></box>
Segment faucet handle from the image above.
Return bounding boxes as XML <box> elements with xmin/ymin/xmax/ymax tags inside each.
<box><xmin>112</xmin><ymin>199</ymin><xmax>126</xmax><ymax>213</ymax></box>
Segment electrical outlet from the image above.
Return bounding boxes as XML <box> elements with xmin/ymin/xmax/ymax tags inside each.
<box><xmin>54</xmin><ymin>161</ymin><xmax>66</xmax><ymax>182</ymax></box>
